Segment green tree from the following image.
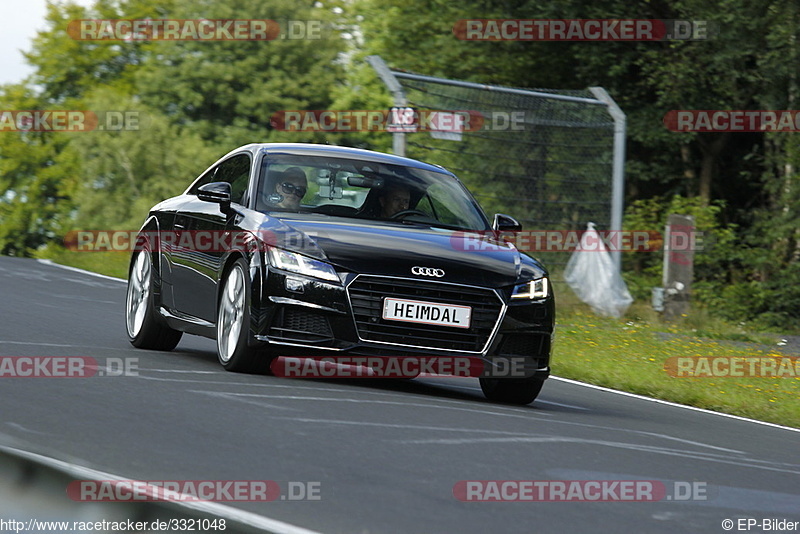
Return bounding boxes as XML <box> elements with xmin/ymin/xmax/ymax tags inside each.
<box><xmin>0</xmin><ymin>84</ymin><xmax>78</xmax><ymax>255</ymax></box>
<box><xmin>134</xmin><ymin>0</ymin><xmax>347</xmax><ymax>147</ymax></box>
<box><xmin>67</xmin><ymin>88</ymin><xmax>215</xmax><ymax>231</ymax></box>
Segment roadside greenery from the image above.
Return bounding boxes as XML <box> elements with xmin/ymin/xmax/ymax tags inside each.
<box><xmin>556</xmin><ymin>293</ymin><xmax>800</xmax><ymax>429</ymax></box>
<box><xmin>36</xmin><ymin>245</ymin><xmax>130</xmax><ymax>280</ymax></box>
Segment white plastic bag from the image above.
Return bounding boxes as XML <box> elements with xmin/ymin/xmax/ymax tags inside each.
<box><xmin>564</xmin><ymin>222</ymin><xmax>633</xmax><ymax>318</ymax></box>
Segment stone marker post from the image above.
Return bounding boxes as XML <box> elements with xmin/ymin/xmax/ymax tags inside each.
<box><xmin>662</xmin><ymin>214</ymin><xmax>696</xmax><ymax>321</ymax></box>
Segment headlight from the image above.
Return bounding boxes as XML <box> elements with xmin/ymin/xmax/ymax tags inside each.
<box><xmin>511</xmin><ymin>277</ymin><xmax>549</xmax><ymax>299</ymax></box>
<box><xmin>267</xmin><ymin>248</ymin><xmax>339</xmax><ymax>282</ymax></box>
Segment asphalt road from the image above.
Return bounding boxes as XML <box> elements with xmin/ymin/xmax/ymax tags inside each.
<box><xmin>0</xmin><ymin>255</ymin><xmax>798</xmax><ymax>533</ymax></box>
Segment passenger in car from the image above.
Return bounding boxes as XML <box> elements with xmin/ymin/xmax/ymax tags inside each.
<box><xmin>270</xmin><ymin>167</ymin><xmax>308</xmax><ymax>210</ymax></box>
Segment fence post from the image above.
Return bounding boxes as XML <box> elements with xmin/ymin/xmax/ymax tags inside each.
<box><xmin>589</xmin><ymin>87</ymin><xmax>626</xmax><ymax>273</ymax></box>
<box><xmin>366</xmin><ymin>55</ymin><xmax>407</xmax><ymax>157</ymax></box>
<box><xmin>662</xmin><ymin>214</ymin><xmax>695</xmax><ymax>321</ymax></box>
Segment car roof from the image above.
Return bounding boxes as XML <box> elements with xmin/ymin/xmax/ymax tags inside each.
<box><xmin>230</xmin><ymin>143</ymin><xmax>453</xmax><ymax>176</ymax></box>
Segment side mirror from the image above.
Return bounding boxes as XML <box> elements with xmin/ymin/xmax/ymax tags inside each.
<box><xmin>197</xmin><ymin>182</ymin><xmax>232</xmax><ymax>205</ymax></box>
<box><xmin>493</xmin><ymin>213</ymin><xmax>522</xmax><ymax>232</ymax></box>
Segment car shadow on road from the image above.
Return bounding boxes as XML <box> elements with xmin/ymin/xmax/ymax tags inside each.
<box><xmin>161</xmin><ymin>346</ymin><xmax>560</xmax><ymax>410</ymax></box>
<box><xmin>302</xmin><ymin>375</ymin><xmax>559</xmax><ymax>411</ymax></box>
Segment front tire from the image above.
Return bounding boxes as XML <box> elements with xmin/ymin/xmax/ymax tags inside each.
<box><xmin>479</xmin><ymin>376</ymin><xmax>545</xmax><ymax>405</ymax></box>
<box><xmin>216</xmin><ymin>259</ymin><xmax>271</xmax><ymax>373</ymax></box>
<box><xmin>126</xmin><ymin>250</ymin><xmax>183</xmax><ymax>350</ymax></box>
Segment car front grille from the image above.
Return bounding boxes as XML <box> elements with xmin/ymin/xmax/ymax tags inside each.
<box><xmin>347</xmin><ymin>276</ymin><xmax>504</xmax><ymax>352</ymax></box>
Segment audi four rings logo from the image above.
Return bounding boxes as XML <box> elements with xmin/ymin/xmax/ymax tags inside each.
<box><xmin>411</xmin><ymin>266</ymin><xmax>445</xmax><ymax>277</ymax></box>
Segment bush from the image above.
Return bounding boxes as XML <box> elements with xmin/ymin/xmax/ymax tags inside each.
<box><xmin>622</xmin><ymin>195</ymin><xmax>799</xmax><ymax>333</ymax></box>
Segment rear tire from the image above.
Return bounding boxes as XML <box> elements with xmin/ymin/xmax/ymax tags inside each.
<box><xmin>216</xmin><ymin>259</ymin><xmax>272</xmax><ymax>373</ymax></box>
<box><xmin>126</xmin><ymin>250</ymin><xmax>183</xmax><ymax>351</ymax></box>
<box><xmin>479</xmin><ymin>376</ymin><xmax>545</xmax><ymax>405</ymax></box>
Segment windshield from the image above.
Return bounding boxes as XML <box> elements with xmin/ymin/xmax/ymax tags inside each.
<box><xmin>256</xmin><ymin>154</ymin><xmax>492</xmax><ymax>231</ymax></box>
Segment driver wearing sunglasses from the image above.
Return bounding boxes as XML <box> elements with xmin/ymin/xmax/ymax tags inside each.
<box><xmin>269</xmin><ymin>167</ymin><xmax>308</xmax><ymax>210</ymax></box>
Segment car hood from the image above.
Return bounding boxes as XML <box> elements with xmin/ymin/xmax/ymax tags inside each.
<box><xmin>264</xmin><ymin>216</ymin><xmax>546</xmax><ymax>288</ymax></box>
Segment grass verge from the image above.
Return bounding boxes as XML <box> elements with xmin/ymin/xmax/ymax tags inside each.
<box><xmin>554</xmin><ymin>285</ymin><xmax>799</xmax><ymax>429</ymax></box>
<box><xmin>35</xmin><ymin>245</ymin><xmax>130</xmax><ymax>280</ymax></box>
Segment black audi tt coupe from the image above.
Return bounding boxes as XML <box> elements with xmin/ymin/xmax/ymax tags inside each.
<box><xmin>125</xmin><ymin>143</ymin><xmax>554</xmax><ymax>404</ymax></box>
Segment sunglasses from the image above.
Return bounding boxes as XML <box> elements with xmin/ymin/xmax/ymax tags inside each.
<box><xmin>280</xmin><ymin>182</ymin><xmax>307</xmax><ymax>198</ymax></box>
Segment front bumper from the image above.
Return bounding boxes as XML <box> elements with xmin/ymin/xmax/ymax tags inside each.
<box><xmin>251</xmin><ymin>267</ymin><xmax>554</xmax><ymax>378</ymax></box>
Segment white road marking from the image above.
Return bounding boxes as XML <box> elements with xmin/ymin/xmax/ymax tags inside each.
<box><xmin>413</xmin><ymin>381</ymin><xmax>481</xmax><ymax>391</ymax></box>
<box><xmin>550</xmin><ymin>376</ymin><xmax>800</xmax><ymax>434</ymax></box>
<box><xmin>372</xmin><ymin>379</ymin><xmax>591</xmax><ymax>410</ymax></box>
<box><xmin>187</xmin><ymin>386</ymin><xmax>756</xmax><ymax>455</ymax></box>
<box><xmin>138</xmin><ymin>375</ymin><xmax>557</xmax><ymax>416</ymax></box>
<box><xmin>0</xmin><ymin>341</ymin><xmax>90</xmax><ymax>347</ymax></box>
<box><xmin>139</xmin><ymin>369</ymin><xmax>220</xmax><ymax>374</ymax></box>
<box><xmin>36</xmin><ymin>259</ymin><xmax>126</xmax><ymax>283</ymax></box>
<box><xmin>49</xmin><ymin>293</ymin><xmax>117</xmax><ymax>304</ymax></box>
<box><xmin>528</xmin><ymin>399</ymin><xmax>589</xmax><ymax>410</ymax></box>
<box><xmin>398</xmin><ymin>436</ymin><xmax>800</xmax><ymax>475</ymax></box>
<box><xmin>5</xmin><ymin>423</ymin><xmax>50</xmax><ymax>436</ymax></box>
<box><xmin>273</xmin><ymin>416</ymin><xmax>742</xmax><ymax>453</ymax></box>
<box><xmin>270</xmin><ymin>416</ymin><xmax>542</xmax><ymax>436</ymax></box>
<box><xmin>192</xmin><ymin>390</ymin><xmax>554</xmax><ymax>419</ymax></box>
<box><xmin>0</xmin><ymin>340</ymin><xmax>134</xmax><ymax>351</ymax></box>
<box><xmin>195</xmin><ymin>391</ymin><xmax>299</xmax><ymax>412</ymax></box>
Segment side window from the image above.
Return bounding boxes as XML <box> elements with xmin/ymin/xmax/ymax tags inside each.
<box><xmin>189</xmin><ymin>154</ymin><xmax>252</xmax><ymax>206</ymax></box>
<box><xmin>215</xmin><ymin>154</ymin><xmax>252</xmax><ymax>206</ymax></box>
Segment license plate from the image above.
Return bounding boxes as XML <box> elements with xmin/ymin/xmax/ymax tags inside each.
<box><xmin>382</xmin><ymin>298</ymin><xmax>472</xmax><ymax>329</ymax></box>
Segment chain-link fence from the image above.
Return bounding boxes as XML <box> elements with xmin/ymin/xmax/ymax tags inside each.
<box><xmin>368</xmin><ymin>56</ymin><xmax>625</xmax><ymax>271</ymax></box>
